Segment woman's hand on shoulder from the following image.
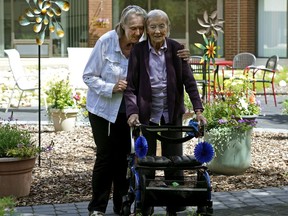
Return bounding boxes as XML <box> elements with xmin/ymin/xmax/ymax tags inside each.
<box><xmin>177</xmin><ymin>48</ymin><xmax>190</xmax><ymax>61</ymax></box>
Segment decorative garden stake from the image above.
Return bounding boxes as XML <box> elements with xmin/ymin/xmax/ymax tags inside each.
<box><xmin>19</xmin><ymin>0</ymin><xmax>70</xmax><ymax>166</ymax></box>
<box><xmin>194</xmin><ymin>10</ymin><xmax>224</xmax><ymax>102</ymax></box>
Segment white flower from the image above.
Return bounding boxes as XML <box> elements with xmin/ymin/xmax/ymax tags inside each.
<box><xmin>239</xmin><ymin>97</ymin><xmax>248</xmax><ymax>110</ymax></box>
<box><xmin>279</xmin><ymin>80</ymin><xmax>287</xmax><ymax>87</ymax></box>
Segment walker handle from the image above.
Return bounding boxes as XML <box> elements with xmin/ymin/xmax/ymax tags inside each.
<box><xmin>139</xmin><ymin>124</ymin><xmax>200</xmax><ymax>144</ymax></box>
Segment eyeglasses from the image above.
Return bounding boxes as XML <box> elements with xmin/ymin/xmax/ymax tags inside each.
<box><xmin>148</xmin><ymin>24</ymin><xmax>167</xmax><ymax>31</ymax></box>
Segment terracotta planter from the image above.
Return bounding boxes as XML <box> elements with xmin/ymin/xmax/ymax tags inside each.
<box><xmin>205</xmin><ymin>129</ymin><xmax>252</xmax><ymax>175</ymax></box>
<box><xmin>50</xmin><ymin>108</ymin><xmax>78</xmax><ymax>131</ymax></box>
<box><xmin>0</xmin><ymin>157</ymin><xmax>36</xmax><ymax>198</ymax></box>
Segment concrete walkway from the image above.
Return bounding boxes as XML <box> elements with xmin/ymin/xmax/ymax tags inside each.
<box><xmin>13</xmin><ymin>186</ymin><xmax>288</xmax><ymax>216</ymax></box>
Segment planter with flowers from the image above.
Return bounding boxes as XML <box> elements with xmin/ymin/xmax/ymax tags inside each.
<box><xmin>203</xmin><ymin>75</ymin><xmax>261</xmax><ymax>175</ymax></box>
<box><xmin>45</xmin><ymin>79</ymin><xmax>79</xmax><ymax>131</ymax></box>
<box><xmin>0</xmin><ymin>122</ymin><xmax>40</xmax><ymax>197</ymax></box>
<box><xmin>193</xmin><ymin>14</ymin><xmax>261</xmax><ymax>175</ymax></box>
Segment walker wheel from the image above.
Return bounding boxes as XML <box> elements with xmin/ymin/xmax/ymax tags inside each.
<box><xmin>121</xmin><ymin>205</ymin><xmax>131</xmax><ymax>216</ymax></box>
<box><xmin>196</xmin><ymin>206</ymin><xmax>213</xmax><ymax>215</ymax></box>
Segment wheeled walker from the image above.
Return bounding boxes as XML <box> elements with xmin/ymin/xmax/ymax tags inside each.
<box><xmin>121</xmin><ymin>122</ymin><xmax>214</xmax><ymax>216</ymax></box>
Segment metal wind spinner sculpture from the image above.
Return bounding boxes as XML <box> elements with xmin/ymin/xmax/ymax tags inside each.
<box><xmin>18</xmin><ymin>0</ymin><xmax>70</xmax><ymax>166</ymax></box>
<box><xmin>197</xmin><ymin>10</ymin><xmax>224</xmax><ymax>41</ymax></box>
<box><xmin>195</xmin><ymin>10</ymin><xmax>225</xmax><ymax>64</ymax></box>
<box><xmin>19</xmin><ymin>0</ymin><xmax>70</xmax><ymax>45</ymax></box>
<box><xmin>194</xmin><ymin>10</ymin><xmax>225</xmax><ymax>102</ymax></box>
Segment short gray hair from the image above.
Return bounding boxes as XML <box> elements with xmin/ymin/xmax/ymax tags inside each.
<box><xmin>146</xmin><ymin>9</ymin><xmax>170</xmax><ymax>37</ymax></box>
<box><xmin>115</xmin><ymin>5</ymin><xmax>147</xmax><ymax>37</ymax></box>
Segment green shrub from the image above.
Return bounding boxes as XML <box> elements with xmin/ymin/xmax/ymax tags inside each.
<box><xmin>0</xmin><ymin>197</ymin><xmax>15</xmax><ymax>215</ymax></box>
<box><xmin>0</xmin><ymin>123</ymin><xmax>39</xmax><ymax>158</ymax></box>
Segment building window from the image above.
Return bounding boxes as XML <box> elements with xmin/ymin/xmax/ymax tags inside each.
<box><xmin>258</xmin><ymin>0</ymin><xmax>287</xmax><ymax>57</ymax></box>
<box><xmin>112</xmin><ymin>0</ymin><xmax>221</xmax><ymax>56</ymax></box>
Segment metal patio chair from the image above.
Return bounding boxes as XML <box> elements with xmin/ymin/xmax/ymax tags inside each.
<box><xmin>4</xmin><ymin>49</ymin><xmax>47</xmax><ymax>113</ymax></box>
<box><xmin>222</xmin><ymin>52</ymin><xmax>256</xmax><ymax>89</ymax></box>
<box><xmin>247</xmin><ymin>55</ymin><xmax>279</xmax><ymax>106</ymax></box>
<box><xmin>189</xmin><ymin>56</ymin><xmax>215</xmax><ymax>101</ymax></box>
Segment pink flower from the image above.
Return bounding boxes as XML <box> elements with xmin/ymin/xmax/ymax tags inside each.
<box><xmin>73</xmin><ymin>94</ymin><xmax>80</xmax><ymax>101</ymax></box>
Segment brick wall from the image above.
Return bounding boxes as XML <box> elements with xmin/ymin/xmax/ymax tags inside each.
<box><xmin>224</xmin><ymin>0</ymin><xmax>256</xmax><ymax>60</ymax></box>
<box><xmin>88</xmin><ymin>0</ymin><xmax>112</xmax><ymax>47</ymax></box>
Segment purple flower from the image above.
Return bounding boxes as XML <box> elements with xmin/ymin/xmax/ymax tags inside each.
<box><xmin>218</xmin><ymin>119</ymin><xmax>227</xmax><ymax>124</ymax></box>
<box><xmin>238</xmin><ymin>119</ymin><xmax>246</xmax><ymax>123</ymax></box>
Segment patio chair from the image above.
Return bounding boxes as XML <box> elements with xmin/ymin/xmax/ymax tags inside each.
<box><xmin>190</xmin><ymin>56</ymin><xmax>206</xmax><ymax>98</ymax></box>
<box><xmin>246</xmin><ymin>55</ymin><xmax>279</xmax><ymax>106</ymax></box>
<box><xmin>222</xmin><ymin>52</ymin><xmax>256</xmax><ymax>88</ymax></box>
<box><xmin>4</xmin><ymin>49</ymin><xmax>47</xmax><ymax>113</ymax></box>
<box><xmin>67</xmin><ymin>47</ymin><xmax>93</xmax><ymax>91</ymax></box>
<box><xmin>189</xmin><ymin>56</ymin><xmax>214</xmax><ymax>101</ymax></box>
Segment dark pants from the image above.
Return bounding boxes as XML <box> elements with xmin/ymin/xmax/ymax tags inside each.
<box><xmin>88</xmin><ymin>112</ymin><xmax>130</xmax><ymax>213</ymax></box>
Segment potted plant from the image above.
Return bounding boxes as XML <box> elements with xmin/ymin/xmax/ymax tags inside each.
<box><xmin>0</xmin><ymin>122</ymin><xmax>40</xmax><ymax>197</ymax></box>
<box><xmin>45</xmin><ymin>79</ymin><xmax>79</xmax><ymax>131</ymax></box>
<box><xmin>202</xmin><ymin>75</ymin><xmax>261</xmax><ymax>175</ymax></box>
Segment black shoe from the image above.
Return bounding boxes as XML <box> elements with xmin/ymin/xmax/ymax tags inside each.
<box><xmin>113</xmin><ymin>206</ymin><xmax>121</xmax><ymax>215</ymax></box>
<box><xmin>166</xmin><ymin>206</ymin><xmax>186</xmax><ymax>215</ymax></box>
<box><xmin>142</xmin><ymin>206</ymin><xmax>154</xmax><ymax>216</ymax></box>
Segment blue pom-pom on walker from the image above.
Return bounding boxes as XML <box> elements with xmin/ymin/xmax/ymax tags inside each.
<box><xmin>194</xmin><ymin>141</ymin><xmax>214</xmax><ymax>163</ymax></box>
<box><xmin>187</xmin><ymin>120</ymin><xmax>199</xmax><ymax>137</ymax></box>
<box><xmin>135</xmin><ymin>135</ymin><xmax>148</xmax><ymax>158</ymax></box>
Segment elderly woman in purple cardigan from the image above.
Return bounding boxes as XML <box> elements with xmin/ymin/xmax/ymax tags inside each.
<box><xmin>124</xmin><ymin>9</ymin><xmax>206</xmax><ymax>216</ymax></box>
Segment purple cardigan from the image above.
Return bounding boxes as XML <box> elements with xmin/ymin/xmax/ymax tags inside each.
<box><xmin>124</xmin><ymin>38</ymin><xmax>203</xmax><ymax>125</ymax></box>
